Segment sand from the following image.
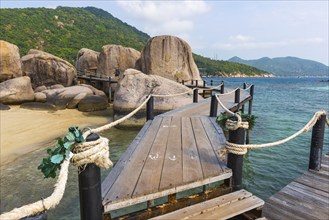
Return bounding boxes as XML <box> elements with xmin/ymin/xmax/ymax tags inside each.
<box><xmin>0</xmin><ymin>106</ymin><xmax>113</xmax><ymax>166</ymax></box>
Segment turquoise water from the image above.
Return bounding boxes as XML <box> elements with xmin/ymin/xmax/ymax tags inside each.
<box><xmin>1</xmin><ymin>77</ymin><xmax>328</xmax><ymax>219</ymax></box>
<box><xmin>205</xmin><ymin>77</ymin><xmax>329</xmax><ymax>199</ymax></box>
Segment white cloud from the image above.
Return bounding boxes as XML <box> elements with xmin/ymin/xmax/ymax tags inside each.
<box><xmin>214</xmin><ymin>35</ymin><xmax>325</xmax><ymax>51</ymax></box>
<box><xmin>116</xmin><ymin>0</ymin><xmax>210</xmax><ymax>37</ymax></box>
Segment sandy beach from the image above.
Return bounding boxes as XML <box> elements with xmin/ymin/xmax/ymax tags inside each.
<box><xmin>0</xmin><ymin>106</ymin><xmax>113</xmax><ymax>166</ymax></box>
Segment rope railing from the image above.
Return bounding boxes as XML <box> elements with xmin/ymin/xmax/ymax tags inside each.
<box><xmin>0</xmin><ymin>87</ymin><xmax>201</xmax><ymax>219</ymax></box>
<box><xmin>218</xmin><ymin>110</ymin><xmax>328</xmax><ymax>158</ymax></box>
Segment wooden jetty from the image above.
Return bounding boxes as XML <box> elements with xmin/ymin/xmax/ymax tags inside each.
<box><xmin>263</xmin><ymin>153</ymin><xmax>329</xmax><ymax>219</ymax></box>
<box><xmin>101</xmin><ymin>85</ymin><xmax>263</xmax><ymax>219</ymax></box>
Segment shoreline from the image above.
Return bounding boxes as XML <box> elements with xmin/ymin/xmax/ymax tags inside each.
<box><xmin>0</xmin><ymin>106</ymin><xmax>113</xmax><ymax>166</ymax></box>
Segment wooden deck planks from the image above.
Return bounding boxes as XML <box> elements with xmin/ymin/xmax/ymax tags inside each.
<box><xmin>181</xmin><ymin>117</ymin><xmax>204</xmax><ymax>184</ymax></box>
<box><xmin>133</xmin><ymin>117</ymin><xmax>172</xmax><ymax>197</ymax></box>
<box><xmin>159</xmin><ymin>116</ymin><xmax>183</xmax><ymax>190</ymax></box>
<box><xmin>263</xmin><ymin>156</ymin><xmax>329</xmax><ymax>220</ymax></box>
<box><xmin>103</xmin><ymin>117</ymin><xmax>163</xmax><ymax>203</ymax></box>
<box><xmin>191</xmin><ymin>117</ymin><xmax>223</xmax><ymax>178</ymax></box>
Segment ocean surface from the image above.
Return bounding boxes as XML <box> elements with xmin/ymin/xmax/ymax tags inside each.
<box><xmin>1</xmin><ymin>77</ymin><xmax>328</xmax><ymax>219</ymax></box>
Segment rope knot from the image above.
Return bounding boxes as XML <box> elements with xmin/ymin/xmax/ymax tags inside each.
<box><xmin>225</xmin><ymin>113</ymin><xmax>249</xmax><ymax>130</ymax></box>
<box><xmin>71</xmin><ymin>136</ymin><xmax>113</xmax><ymax>169</ymax></box>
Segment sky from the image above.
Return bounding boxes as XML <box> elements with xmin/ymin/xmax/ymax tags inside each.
<box><xmin>1</xmin><ymin>0</ymin><xmax>328</xmax><ymax>65</ymax></box>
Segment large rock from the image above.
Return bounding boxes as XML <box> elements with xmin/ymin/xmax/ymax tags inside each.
<box><xmin>0</xmin><ymin>40</ymin><xmax>22</xmax><ymax>82</ymax></box>
<box><xmin>114</xmin><ymin>69</ymin><xmax>197</xmax><ymax>127</ymax></box>
<box><xmin>21</xmin><ymin>49</ymin><xmax>77</xmax><ymax>88</ymax></box>
<box><xmin>0</xmin><ymin>76</ymin><xmax>34</xmax><ymax>104</ymax></box>
<box><xmin>140</xmin><ymin>35</ymin><xmax>201</xmax><ymax>82</ymax></box>
<box><xmin>76</xmin><ymin>48</ymin><xmax>99</xmax><ymax>74</ymax></box>
<box><xmin>97</xmin><ymin>45</ymin><xmax>140</xmax><ymax>79</ymax></box>
<box><xmin>78</xmin><ymin>95</ymin><xmax>108</xmax><ymax>112</ymax></box>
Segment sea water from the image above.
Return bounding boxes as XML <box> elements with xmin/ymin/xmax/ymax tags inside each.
<box><xmin>0</xmin><ymin>77</ymin><xmax>328</xmax><ymax>219</ymax></box>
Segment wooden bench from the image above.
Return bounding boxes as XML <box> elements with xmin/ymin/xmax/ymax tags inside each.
<box><xmin>150</xmin><ymin>190</ymin><xmax>264</xmax><ymax>220</ymax></box>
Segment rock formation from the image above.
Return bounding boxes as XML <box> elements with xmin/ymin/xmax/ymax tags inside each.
<box><xmin>139</xmin><ymin>35</ymin><xmax>201</xmax><ymax>82</ymax></box>
<box><xmin>0</xmin><ymin>40</ymin><xmax>22</xmax><ymax>82</ymax></box>
<box><xmin>0</xmin><ymin>76</ymin><xmax>34</xmax><ymax>104</ymax></box>
<box><xmin>76</xmin><ymin>48</ymin><xmax>99</xmax><ymax>74</ymax></box>
<box><xmin>21</xmin><ymin>49</ymin><xmax>77</xmax><ymax>88</ymax></box>
<box><xmin>78</xmin><ymin>95</ymin><xmax>108</xmax><ymax>112</ymax></box>
<box><xmin>97</xmin><ymin>45</ymin><xmax>140</xmax><ymax>79</ymax></box>
<box><xmin>114</xmin><ymin>69</ymin><xmax>197</xmax><ymax>127</ymax></box>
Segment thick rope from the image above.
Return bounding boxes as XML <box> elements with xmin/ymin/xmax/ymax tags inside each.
<box><xmin>0</xmin><ymin>159</ymin><xmax>70</xmax><ymax>220</ymax></box>
<box><xmin>215</xmin><ymin>94</ymin><xmax>249</xmax><ymax>130</ymax></box>
<box><xmin>219</xmin><ymin>110</ymin><xmax>327</xmax><ymax>158</ymax></box>
<box><xmin>152</xmin><ymin>88</ymin><xmax>196</xmax><ymax>98</ymax></box>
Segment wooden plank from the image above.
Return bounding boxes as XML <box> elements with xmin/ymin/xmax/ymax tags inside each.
<box><xmin>103</xmin><ymin>117</ymin><xmax>163</xmax><ymax>204</ymax></box>
<box><xmin>181</xmin><ymin>117</ymin><xmax>204</xmax><ymax>183</ymax></box>
<box><xmin>101</xmin><ymin>120</ymin><xmax>153</xmax><ymax>197</ymax></box>
<box><xmin>188</xmin><ymin>196</ymin><xmax>263</xmax><ymax>220</ymax></box>
<box><xmin>288</xmin><ymin>181</ymin><xmax>329</xmax><ymax>198</ymax></box>
<box><xmin>159</xmin><ymin>116</ymin><xmax>183</xmax><ymax>190</ymax></box>
<box><xmin>191</xmin><ymin>117</ymin><xmax>223</xmax><ymax>178</ymax></box>
<box><xmin>151</xmin><ymin>190</ymin><xmax>253</xmax><ymax>220</ymax></box>
<box><xmin>295</xmin><ymin>171</ymin><xmax>329</xmax><ymax>193</ymax></box>
<box><xmin>263</xmin><ymin>201</ymin><xmax>305</xmax><ymax>220</ymax></box>
<box><xmin>265</xmin><ymin>191</ymin><xmax>328</xmax><ymax>220</ymax></box>
<box><xmin>133</xmin><ymin>117</ymin><xmax>172</xmax><ymax>197</ymax></box>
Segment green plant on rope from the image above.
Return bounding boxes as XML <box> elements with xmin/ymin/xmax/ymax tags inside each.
<box><xmin>216</xmin><ymin>112</ymin><xmax>257</xmax><ymax>130</ymax></box>
<box><xmin>38</xmin><ymin>127</ymin><xmax>85</xmax><ymax>178</ymax></box>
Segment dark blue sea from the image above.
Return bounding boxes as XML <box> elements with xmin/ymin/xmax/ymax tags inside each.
<box><xmin>1</xmin><ymin>77</ymin><xmax>328</xmax><ymax>219</ymax></box>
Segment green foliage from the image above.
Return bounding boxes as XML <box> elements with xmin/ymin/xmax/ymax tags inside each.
<box><xmin>193</xmin><ymin>54</ymin><xmax>269</xmax><ymax>76</ymax></box>
<box><xmin>38</xmin><ymin>127</ymin><xmax>84</xmax><ymax>178</ymax></box>
<box><xmin>0</xmin><ymin>7</ymin><xmax>149</xmax><ymax>63</ymax></box>
<box><xmin>216</xmin><ymin>112</ymin><xmax>257</xmax><ymax>131</ymax></box>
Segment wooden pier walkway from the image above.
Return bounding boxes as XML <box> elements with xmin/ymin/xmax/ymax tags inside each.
<box><xmin>263</xmin><ymin>153</ymin><xmax>329</xmax><ymax>219</ymax></box>
<box><xmin>101</xmin><ymin>89</ymin><xmax>258</xmax><ymax>218</ymax></box>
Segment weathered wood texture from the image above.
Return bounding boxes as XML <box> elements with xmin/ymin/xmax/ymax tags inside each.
<box><xmin>150</xmin><ymin>189</ymin><xmax>264</xmax><ymax>220</ymax></box>
<box><xmin>102</xmin><ymin>116</ymin><xmax>231</xmax><ymax>212</ymax></box>
<box><xmin>263</xmin><ymin>154</ymin><xmax>329</xmax><ymax>220</ymax></box>
<box><xmin>102</xmin><ymin>90</ymin><xmax>252</xmax><ymax>213</ymax></box>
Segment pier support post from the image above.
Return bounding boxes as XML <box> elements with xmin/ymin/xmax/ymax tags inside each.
<box><xmin>182</xmin><ymin>80</ymin><xmax>185</xmax><ymax>85</ymax></box>
<box><xmin>209</xmin><ymin>95</ymin><xmax>218</xmax><ymax>117</ymax></box>
<box><xmin>220</xmin><ymin>81</ymin><xmax>224</xmax><ymax>94</ymax></box>
<box><xmin>210</xmin><ymin>80</ymin><xmax>213</xmax><ymax>86</ymax></box>
<box><xmin>202</xmin><ymin>81</ymin><xmax>206</xmax><ymax>98</ymax></box>
<box><xmin>309</xmin><ymin>115</ymin><xmax>326</xmax><ymax>171</ymax></box>
<box><xmin>146</xmin><ymin>96</ymin><xmax>154</xmax><ymax>121</ymax></box>
<box><xmin>241</xmin><ymin>83</ymin><xmax>247</xmax><ymax>113</ymax></box>
<box><xmin>108</xmin><ymin>77</ymin><xmax>112</xmax><ymax>102</ymax></box>
<box><xmin>193</xmin><ymin>81</ymin><xmax>198</xmax><ymax>103</ymax></box>
<box><xmin>78</xmin><ymin>133</ymin><xmax>103</xmax><ymax>220</ymax></box>
<box><xmin>227</xmin><ymin>128</ymin><xmax>245</xmax><ymax>191</ymax></box>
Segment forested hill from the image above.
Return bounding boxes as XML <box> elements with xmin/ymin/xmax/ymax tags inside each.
<box><xmin>1</xmin><ymin>6</ymin><xmax>267</xmax><ymax>77</ymax></box>
<box><xmin>0</xmin><ymin>7</ymin><xmax>149</xmax><ymax>63</ymax></box>
<box><xmin>229</xmin><ymin>56</ymin><xmax>329</xmax><ymax>77</ymax></box>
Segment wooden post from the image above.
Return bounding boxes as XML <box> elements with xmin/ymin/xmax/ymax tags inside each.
<box><xmin>309</xmin><ymin>115</ymin><xmax>326</xmax><ymax>171</ymax></box>
<box><xmin>210</xmin><ymin>80</ymin><xmax>213</xmax><ymax>86</ymax></box>
<box><xmin>182</xmin><ymin>80</ymin><xmax>185</xmax><ymax>85</ymax></box>
<box><xmin>146</xmin><ymin>96</ymin><xmax>154</xmax><ymax>121</ymax></box>
<box><xmin>209</xmin><ymin>95</ymin><xmax>218</xmax><ymax>117</ymax></box>
<box><xmin>235</xmin><ymin>88</ymin><xmax>240</xmax><ymax>103</ymax></box>
<box><xmin>202</xmin><ymin>81</ymin><xmax>206</xmax><ymax>98</ymax></box>
<box><xmin>227</xmin><ymin>128</ymin><xmax>245</xmax><ymax>191</ymax></box>
<box><xmin>193</xmin><ymin>88</ymin><xmax>198</xmax><ymax>103</ymax></box>
<box><xmin>78</xmin><ymin>133</ymin><xmax>103</xmax><ymax>220</ymax></box>
<box><xmin>220</xmin><ymin>81</ymin><xmax>224</xmax><ymax>94</ymax></box>
<box><xmin>108</xmin><ymin>77</ymin><xmax>112</xmax><ymax>102</ymax></box>
<box><xmin>241</xmin><ymin>83</ymin><xmax>247</xmax><ymax>113</ymax></box>
<box><xmin>191</xmin><ymin>80</ymin><xmax>194</xmax><ymax>85</ymax></box>
<box><xmin>246</xmin><ymin>85</ymin><xmax>254</xmax><ymax>144</ymax></box>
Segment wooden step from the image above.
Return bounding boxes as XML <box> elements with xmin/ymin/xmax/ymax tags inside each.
<box><xmin>151</xmin><ymin>189</ymin><xmax>264</xmax><ymax>220</ymax></box>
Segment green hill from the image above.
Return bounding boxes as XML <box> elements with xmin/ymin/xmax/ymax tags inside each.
<box><xmin>229</xmin><ymin>56</ymin><xmax>329</xmax><ymax>77</ymax></box>
<box><xmin>1</xmin><ymin>6</ymin><xmax>267</xmax><ymax>77</ymax></box>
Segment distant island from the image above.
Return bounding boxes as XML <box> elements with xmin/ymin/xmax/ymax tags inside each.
<box><xmin>229</xmin><ymin>56</ymin><xmax>329</xmax><ymax>77</ymax></box>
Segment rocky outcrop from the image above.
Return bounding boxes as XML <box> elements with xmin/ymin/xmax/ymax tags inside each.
<box><xmin>76</xmin><ymin>48</ymin><xmax>99</xmax><ymax>74</ymax></box>
<box><xmin>0</xmin><ymin>76</ymin><xmax>34</xmax><ymax>104</ymax></box>
<box><xmin>20</xmin><ymin>102</ymin><xmax>57</xmax><ymax>111</ymax></box>
<box><xmin>114</xmin><ymin>69</ymin><xmax>197</xmax><ymax>127</ymax></box>
<box><xmin>139</xmin><ymin>35</ymin><xmax>201</xmax><ymax>82</ymax></box>
<box><xmin>78</xmin><ymin>95</ymin><xmax>108</xmax><ymax>112</ymax></box>
<box><xmin>97</xmin><ymin>45</ymin><xmax>140</xmax><ymax>79</ymax></box>
<box><xmin>21</xmin><ymin>49</ymin><xmax>77</xmax><ymax>88</ymax></box>
<box><xmin>0</xmin><ymin>40</ymin><xmax>22</xmax><ymax>82</ymax></box>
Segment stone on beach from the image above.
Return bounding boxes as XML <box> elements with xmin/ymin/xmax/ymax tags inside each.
<box><xmin>76</xmin><ymin>48</ymin><xmax>99</xmax><ymax>74</ymax></box>
<box><xmin>21</xmin><ymin>49</ymin><xmax>77</xmax><ymax>88</ymax></box>
<box><xmin>0</xmin><ymin>40</ymin><xmax>22</xmax><ymax>82</ymax></box>
<box><xmin>0</xmin><ymin>76</ymin><xmax>34</xmax><ymax>104</ymax></box>
<box><xmin>78</xmin><ymin>95</ymin><xmax>108</xmax><ymax>112</ymax></box>
<box><xmin>139</xmin><ymin>35</ymin><xmax>201</xmax><ymax>82</ymax></box>
<box><xmin>20</xmin><ymin>102</ymin><xmax>57</xmax><ymax>111</ymax></box>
